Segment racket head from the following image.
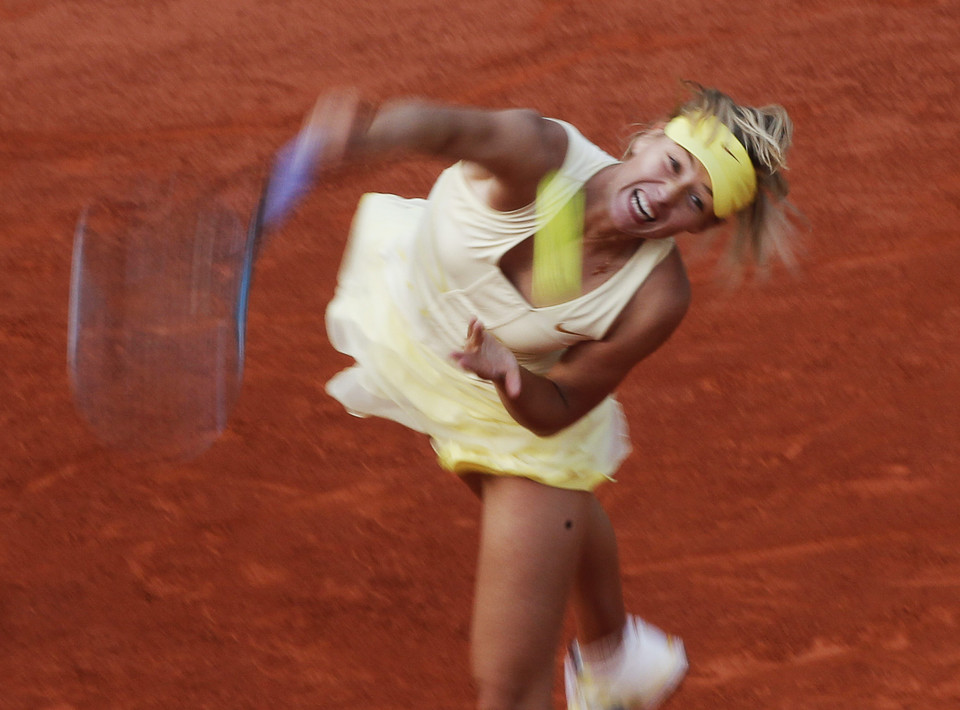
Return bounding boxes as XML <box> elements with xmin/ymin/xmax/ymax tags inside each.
<box><xmin>67</xmin><ymin>175</ymin><xmax>254</xmax><ymax>461</ymax></box>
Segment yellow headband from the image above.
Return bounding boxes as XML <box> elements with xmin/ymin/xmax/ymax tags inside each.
<box><xmin>663</xmin><ymin>112</ymin><xmax>757</xmax><ymax>218</ymax></box>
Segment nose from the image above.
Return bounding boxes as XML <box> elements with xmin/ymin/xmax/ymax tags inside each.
<box><xmin>660</xmin><ymin>177</ymin><xmax>684</xmax><ymax>205</ymax></box>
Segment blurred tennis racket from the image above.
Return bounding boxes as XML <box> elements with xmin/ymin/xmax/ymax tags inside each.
<box><xmin>67</xmin><ymin>115</ymin><xmax>329</xmax><ymax>460</ymax></box>
<box><xmin>68</xmin><ymin>177</ymin><xmax>246</xmax><ymax>460</ymax></box>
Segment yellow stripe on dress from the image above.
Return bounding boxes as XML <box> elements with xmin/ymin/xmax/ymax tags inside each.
<box><xmin>532</xmin><ymin>172</ymin><xmax>585</xmax><ymax>307</ymax></box>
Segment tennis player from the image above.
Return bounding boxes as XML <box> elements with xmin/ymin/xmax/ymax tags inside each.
<box><xmin>273</xmin><ymin>83</ymin><xmax>795</xmax><ymax>710</ymax></box>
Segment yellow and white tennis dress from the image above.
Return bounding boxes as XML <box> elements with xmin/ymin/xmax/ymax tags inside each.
<box><xmin>325</xmin><ymin>120</ymin><xmax>674</xmax><ymax>491</ymax></box>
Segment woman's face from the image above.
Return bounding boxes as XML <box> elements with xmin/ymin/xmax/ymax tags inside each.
<box><xmin>604</xmin><ymin>129</ymin><xmax>719</xmax><ymax>239</ymax></box>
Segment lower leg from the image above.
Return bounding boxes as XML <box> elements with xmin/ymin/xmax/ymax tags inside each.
<box><xmin>570</xmin><ymin>496</ymin><xmax>626</xmax><ymax>647</ymax></box>
<box><xmin>565</xmin><ymin>498</ymin><xmax>688</xmax><ymax>709</ymax></box>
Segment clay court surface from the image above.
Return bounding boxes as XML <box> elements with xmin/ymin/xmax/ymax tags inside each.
<box><xmin>2</xmin><ymin>0</ymin><xmax>959</xmax><ymax>708</ymax></box>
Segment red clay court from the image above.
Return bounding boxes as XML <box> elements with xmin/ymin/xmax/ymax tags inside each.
<box><xmin>1</xmin><ymin>1</ymin><xmax>959</xmax><ymax>708</ymax></box>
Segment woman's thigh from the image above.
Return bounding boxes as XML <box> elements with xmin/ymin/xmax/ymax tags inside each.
<box><xmin>470</xmin><ymin>474</ymin><xmax>592</xmax><ymax>692</ymax></box>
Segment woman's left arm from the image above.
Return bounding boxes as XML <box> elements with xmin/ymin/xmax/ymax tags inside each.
<box><xmin>453</xmin><ymin>248</ymin><xmax>691</xmax><ymax>437</ymax></box>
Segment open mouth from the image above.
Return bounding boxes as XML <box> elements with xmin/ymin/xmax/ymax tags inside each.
<box><xmin>631</xmin><ymin>190</ymin><xmax>655</xmax><ymax>222</ymax></box>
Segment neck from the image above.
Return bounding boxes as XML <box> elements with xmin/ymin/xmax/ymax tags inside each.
<box><xmin>582</xmin><ymin>170</ymin><xmax>614</xmax><ymax>241</ymax></box>
<box><xmin>582</xmin><ymin>164</ymin><xmax>643</xmax><ymax>246</ymax></box>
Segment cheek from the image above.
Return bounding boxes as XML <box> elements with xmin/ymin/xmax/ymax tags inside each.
<box><xmin>667</xmin><ymin>204</ymin><xmax>704</xmax><ymax>231</ymax></box>
<box><xmin>686</xmin><ymin>213</ymin><xmax>718</xmax><ymax>233</ymax></box>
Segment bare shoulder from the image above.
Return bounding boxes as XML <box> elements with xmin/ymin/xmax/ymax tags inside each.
<box><xmin>608</xmin><ymin>246</ymin><xmax>691</xmax><ymax>352</ymax></box>
<box><xmin>643</xmin><ymin>246</ymin><xmax>691</xmax><ymax>322</ymax></box>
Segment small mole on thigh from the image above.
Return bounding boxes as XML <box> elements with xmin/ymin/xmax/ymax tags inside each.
<box><xmin>565</xmin><ymin>520</ymin><xmax>573</xmax><ymax>529</ymax></box>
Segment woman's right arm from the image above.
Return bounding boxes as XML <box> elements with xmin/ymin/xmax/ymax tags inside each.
<box><xmin>311</xmin><ymin>91</ymin><xmax>567</xmax><ymax>203</ymax></box>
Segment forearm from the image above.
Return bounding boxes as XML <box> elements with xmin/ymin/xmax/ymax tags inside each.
<box><xmin>343</xmin><ymin>99</ymin><xmax>554</xmax><ymax>185</ymax></box>
<box><xmin>492</xmin><ymin>367</ymin><xmax>584</xmax><ymax>438</ymax></box>
<box><xmin>452</xmin><ymin>319</ymin><xmax>607</xmax><ymax>437</ymax></box>
<box><xmin>350</xmin><ymin>99</ymin><xmax>484</xmax><ymax>160</ymax></box>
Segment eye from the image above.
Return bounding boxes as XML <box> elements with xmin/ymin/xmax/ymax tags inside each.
<box><xmin>690</xmin><ymin>193</ymin><xmax>704</xmax><ymax>212</ymax></box>
<box><xmin>668</xmin><ymin>155</ymin><xmax>681</xmax><ymax>173</ymax></box>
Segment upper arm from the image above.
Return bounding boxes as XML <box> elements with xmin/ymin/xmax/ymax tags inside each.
<box><xmin>545</xmin><ymin>248</ymin><xmax>691</xmax><ymax>422</ymax></box>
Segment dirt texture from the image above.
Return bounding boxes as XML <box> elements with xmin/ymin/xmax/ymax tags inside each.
<box><xmin>2</xmin><ymin>1</ymin><xmax>959</xmax><ymax>708</ymax></box>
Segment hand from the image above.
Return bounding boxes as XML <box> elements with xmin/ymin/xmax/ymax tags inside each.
<box><xmin>301</xmin><ymin>88</ymin><xmax>366</xmax><ymax>166</ymax></box>
<box><xmin>451</xmin><ymin>318</ymin><xmax>522</xmax><ymax>398</ymax></box>
<box><xmin>263</xmin><ymin>89</ymin><xmax>365</xmax><ymax>229</ymax></box>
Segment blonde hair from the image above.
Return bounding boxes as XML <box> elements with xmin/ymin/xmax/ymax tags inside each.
<box><xmin>672</xmin><ymin>82</ymin><xmax>800</xmax><ymax>272</ymax></box>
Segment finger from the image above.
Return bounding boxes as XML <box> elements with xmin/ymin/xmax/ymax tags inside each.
<box><xmin>465</xmin><ymin>318</ymin><xmax>483</xmax><ymax>349</ymax></box>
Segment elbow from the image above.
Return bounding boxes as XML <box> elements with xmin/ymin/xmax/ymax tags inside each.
<box><xmin>527</xmin><ymin>411</ymin><xmax>584</xmax><ymax>437</ymax></box>
<box><xmin>528</xmin><ymin>422</ymin><xmax>564</xmax><ymax>438</ymax></box>
<box><xmin>525</xmin><ymin>380</ymin><xmax>579</xmax><ymax>437</ymax></box>
<box><xmin>525</xmin><ymin>408</ymin><xmax>578</xmax><ymax>438</ymax></box>
<box><xmin>513</xmin><ymin>408</ymin><xmax>571</xmax><ymax>438</ymax></box>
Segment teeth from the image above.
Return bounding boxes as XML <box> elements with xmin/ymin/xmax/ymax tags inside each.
<box><xmin>632</xmin><ymin>191</ymin><xmax>655</xmax><ymax>221</ymax></box>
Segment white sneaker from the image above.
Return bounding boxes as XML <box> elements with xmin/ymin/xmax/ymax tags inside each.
<box><xmin>564</xmin><ymin>616</ymin><xmax>688</xmax><ymax>710</ymax></box>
